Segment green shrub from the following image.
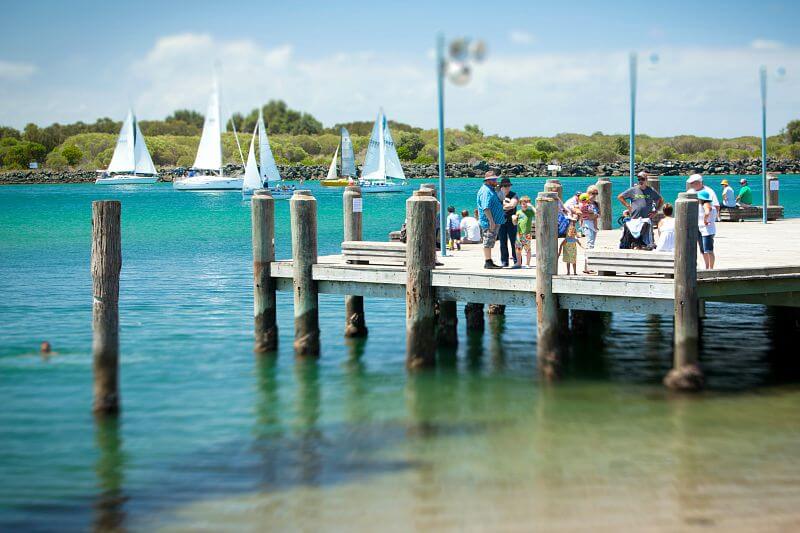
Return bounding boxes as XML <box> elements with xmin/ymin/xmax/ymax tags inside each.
<box><xmin>61</xmin><ymin>145</ymin><xmax>83</xmax><ymax>165</ymax></box>
<box><xmin>45</xmin><ymin>151</ymin><xmax>69</xmax><ymax>169</ymax></box>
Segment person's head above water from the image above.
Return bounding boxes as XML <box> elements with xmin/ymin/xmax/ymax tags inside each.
<box><xmin>40</xmin><ymin>341</ymin><xmax>52</xmax><ymax>354</ymax></box>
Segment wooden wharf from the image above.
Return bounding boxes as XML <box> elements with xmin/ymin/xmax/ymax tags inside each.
<box><xmin>250</xmin><ymin>184</ymin><xmax>800</xmax><ymax>391</ymax></box>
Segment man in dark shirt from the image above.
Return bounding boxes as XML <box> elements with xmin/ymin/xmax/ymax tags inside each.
<box><xmin>497</xmin><ymin>177</ymin><xmax>519</xmax><ymax>267</ymax></box>
<box><xmin>617</xmin><ymin>171</ymin><xmax>663</xmax><ymax>246</ymax></box>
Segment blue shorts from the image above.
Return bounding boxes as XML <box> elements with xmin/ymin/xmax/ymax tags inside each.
<box><xmin>697</xmin><ymin>232</ymin><xmax>714</xmax><ymax>254</ymax></box>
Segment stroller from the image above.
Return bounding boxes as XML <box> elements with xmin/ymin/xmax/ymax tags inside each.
<box><xmin>619</xmin><ymin>217</ymin><xmax>654</xmax><ymax>250</ymax></box>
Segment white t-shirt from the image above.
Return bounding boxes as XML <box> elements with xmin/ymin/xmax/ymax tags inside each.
<box><xmin>698</xmin><ymin>204</ymin><xmax>717</xmax><ymax>236</ymax></box>
<box><xmin>722</xmin><ymin>186</ymin><xmax>736</xmax><ymax>207</ymax></box>
<box><xmin>460</xmin><ymin>217</ymin><xmax>481</xmax><ymax>242</ymax></box>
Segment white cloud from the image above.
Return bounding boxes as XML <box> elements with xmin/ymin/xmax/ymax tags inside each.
<box><xmin>750</xmin><ymin>39</ymin><xmax>783</xmax><ymax>51</ymax></box>
<box><xmin>509</xmin><ymin>30</ymin><xmax>535</xmax><ymax>45</ymax></box>
<box><xmin>0</xmin><ymin>60</ymin><xmax>37</xmax><ymax>80</ymax></box>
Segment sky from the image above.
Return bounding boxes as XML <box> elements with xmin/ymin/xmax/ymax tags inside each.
<box><xmin>1</xmin><ymin>0</ymin><xmax>799</xmax><ymax>138</ymax></box>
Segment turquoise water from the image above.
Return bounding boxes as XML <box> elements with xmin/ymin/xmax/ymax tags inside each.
<box><xmin>1</xmin><ymin>177</ymin><xmax>800</xmax><ymax>531</ymax></box>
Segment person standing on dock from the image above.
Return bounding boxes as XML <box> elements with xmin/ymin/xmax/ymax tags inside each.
<box><xmin>687</xmin><ymin>174</ymin><xmax>720</xmax><ymax>220</ymax></box>
<box><xmin>697</xmin><ymin>190</ymin><xmax>717</xmax><ymax>269</ymax></box>
<box><xmin>617</xmin><ymin>171</ymin><xmax>663</xmax><ymax>247</ymax></box>
<box><xmin>477</xmin><ymin>171</ymin><xmax>504</xmax><ymax>269</ymax></box>
<box><xmin>446</xmin><ymin>206</ymin><xmax>462</xmax><ymax>251</ymax></box>
<box><xmin>497</xmin><ymin>177</ymin><xmax>519</xmax><ymax>267</ymax></box>
<box><xmin>513</xmin><ymin>195</ymin><xmax>535</xmax><ymax>268</ymax></box>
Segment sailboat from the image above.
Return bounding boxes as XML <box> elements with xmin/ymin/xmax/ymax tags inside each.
<box><xmin>173</xmin><ymin>81</ymin><xmax>243</xmax><ymax>191</ymax></box>
<box><xmin>320</xmin><ymin>127</ymin><xmax>356</xmax><ymax>187</ymax></box>
<box><xmin>242</xmin><ymin>110</ymin><xmax>293</xmax><ymax>199</ymax></box>
<box><xmin>359</xmin><ymin>110</ymin><xmax>408</xmax><ymax>193</ymax></box>
<box><xmin>95</xmin><ymin>110</ymin><xmax>158</xmax><ymax>184</ymax></box>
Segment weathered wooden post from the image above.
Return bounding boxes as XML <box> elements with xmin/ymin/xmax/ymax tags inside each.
<box><xmin>91</xmin><ymin>200</ymin><xmax>121</xmax><ymax>415</ymax></box>
<box><xmin>343</xmin><ymin>185</ymin><xmax>368</xmax><ymax>337</ymax></box>
<box><xmin>488</xmin><ymin>304</ymin><xmax>506</xmax><ymax>315</ymax></box>
<box><xmin>647</xmin><ymin>175</ymin><xmax>661</xmax><ymax>196</ymax></box>
<box><xmin>596</xmin><ymin>177</ymin><xmax>613</xmax><ymax>230</ymax></box>
<box><xmin>252</xmin><ymin>191</ymin><xmax>278</xmax><ymax>352</ymax></box>
<box><xmin>664</xmin><ymin>191</ymin><xmax>704</xmax><ymax>390</ymax></box>
<box><xmin>767</xmin><ymin>174</ymin><xmax>779</xmax><ymax>206</ymax></box>
<box><xmin>544</xmin><ymin>179</ymin><xmax>563</xmax><ymax>201</ymax></box>
<box><xmin>535</xmin><ymin>191</ymin><xmax>560</xmax><ymax>380</ymax></box>
<box><xmin>406</xmin><ymin>189</ymin><xmax>438</xmax><ymax>368</ymax></box>
<box><xmin>464</xmin><ymin>303</ymin><xmax>485</xmax><ymax>331</ymax></box>
<box><xmin>290</xmin><ymin>190</ymin><xmax>320</xmax><ymax>357</ymax></box>
<box><xmin>437</xmin><ymin>300</ymin><xmax>458</xmax><ymax>347</ymax></box>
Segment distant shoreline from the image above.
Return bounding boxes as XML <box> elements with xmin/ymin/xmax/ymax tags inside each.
<box><xmin>1</xmin><ymin>159</ymin><xmax>799</xmax><ymax>185</ymax></box>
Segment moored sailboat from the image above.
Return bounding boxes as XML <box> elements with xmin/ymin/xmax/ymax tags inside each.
<box><xmin>358</xmin><ymin>110</ymin><xmax>408</xmax><ymax>193</ymax></box>
<box><xmin>242</xmin><ymin>110</ymin><xmax>293</xmax><ymax>199</ymax></box>
<box><xmin>95</xmin><ymin>110</ymin><xmax>159</xmax><ymax>185</ymax></box>
<box><xmin>174</xmin><ymin>81</ymin><xmax>243</xmax><ymax>191</ymax></box>
<box><xmin>320</xmin><ymin>127</ymin><xmax>356</xmax><ymax>187</ymax></box>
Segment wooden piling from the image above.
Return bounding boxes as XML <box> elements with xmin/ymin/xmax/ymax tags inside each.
<box><xmin>664</xmin><ymin>191</ymin><xmax>704</xmax><ymax>390</ymax></box>
<box><xmin>91</xmin><ymin>200</ymin><xmax>121</xmax><ymax>415</ymax></box>
<box><xmin>535</xmin><ymin>191</ymin><xmax>560</xmax><ymax>380</ymax></box>
<box><xmin>487</xmin><ymin>304</ymin><xmax>506</xmax><ymax>315</ymax></box>
<box><xmin>464</xmin><ymin>303</ymin><xmax>485</xmax><ymax>331</ymax></box>
<box><xmin>437</xmin><ymin>300</ymin><xmax>458</xmax><ymax>347</ymax></box>
<box><xmin>405</xmin><ymin>189</ymin><xmax>438</xmax><ymax>368</ymax></box>
<box><xmin>544</xmin><ymin>179</ymin><xmax>563</xmax><ymax>201</ymax></box>
<box><xmin>595</xmin><ymin>177</ymin><xmax>613</xmax><ymax>230</ymax></box>
<box><xmin>252</xmin><ymin>191</ymin><xmax>278</xmax><ymax>352</ymax></box>
<box><xmin>343</xmin><ymin>186</ymin><xmax>368</xmax><ymax>337</ymax></box>
<box><xmin>647</xmin><ymin>175</ymin><xmax>661</xmax><ymax>196</ymax></box>
<box><xmin>290</xmin><ymin>190</ymin><xmax>320</xmax><ymax>357</ymax></box>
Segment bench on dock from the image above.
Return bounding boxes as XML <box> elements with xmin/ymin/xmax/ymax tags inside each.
<box><xmin>719</xmin><ymin>205</ymin><xmax>784</xmax><ymax>222</ymax></box>
<box><xmin>342</xmin><ymin>241</ymin><xmax>407</xmax><ymax>266</ymax></box>
<box><xmin>586</xmin><ymin>249</ymin><xmax>675</xmax><ymax>277</ymax></box>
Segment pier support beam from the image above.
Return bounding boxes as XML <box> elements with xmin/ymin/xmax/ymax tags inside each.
<box><xmin>252</xmin><ymin>192</ymin><xmax>278</xmax><ymax>352</ymax></box>
<box><xmin>406</xmin><ymin>189</ymin><xmax>438</xmax><ymax>368</ymax></box>
<box><xmin>487</xmin><ymin>304</ymin><xmax>506</xmax><ymax>315</ymax></box>
<box><xmin>91</xmin><ymin>200</ymin><xmax>121</xmax><ymax>415</ymax></box>
<box><xmin>535</xmin><ymin>191</ymin><xmax>560</xmax><ymax>380</ymax></box>
<box><xmin>437</xmin><ymin>300</ymin><xmax>458</xmax><ymax>347</ymax></box>
<box><xmin>343</xmin><ymin>186</ymin><xmax>368</xmax><ymax>337</ymax></box>
<box><xmin>544</xmin><ymin>179</ymin><xmax>563</xmax><ymax>201</ymax></box>
<box><xmin>464</xmin><ymin>303</ymin><xmax>485</xmax><ymax>331</ymax></box>
<box><xmin>596</xmin><ymin>177</ymin><xmax>613</xmax><ymax>230</ymax></box>
<box><xmin>665</xmin><ymin>192</ymin><xmax>704</xmax><ymax>390</ymax></box>
<box><xmin>291</xmin><ymin>190</ymin><xmax>320</xmax><ymax>357</ymax></box>
<box><xmin>646</xmin><ymin>175</ymin><xmax>661</xmax><ymax>196</ymax></box>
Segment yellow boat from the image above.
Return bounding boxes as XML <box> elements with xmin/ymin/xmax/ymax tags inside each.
<box><xmin>320</xmin><ymin>177</ymin><xmax>350</xmax><ymax>187</ymax></box>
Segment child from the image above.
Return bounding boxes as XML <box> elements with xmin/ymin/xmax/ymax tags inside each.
<box><xmin>558</xmin><ymin>222</ymin><xmax>583</xmax><ymax>275</ymax></box>
<box><xmin>578</xmin><ymin>193</ymin><xmax>598</xmax><ymax>250</ymax></box>
<box><xmin>446</xmin><ymin>206</ymin><xmax>462</xmax><ymax>251</ymax></box>
<box><xmin>513</xmin><ymin>195</ymin><xmax>535</xmax><ymax>268</ymax></box>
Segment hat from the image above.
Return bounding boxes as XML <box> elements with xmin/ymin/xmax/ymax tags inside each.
<box><xmin>484</xmin><ymin>172</ymin><xmax>498</xmax><ymax>182</ymax></box>
<box><xmin>687</xmin><ymin>174</ymin><xmax>703</xmax><ymax>184</ymax></box>
<box><xmin>574</xmin><ymin>190</ymin><xmax>582</xmax><ymax>196</ymax></box>
<box><xmin>499</xmin><ymin>177</ymin><xmax>512</xmax><ymax>186</ymax></box>
<box><xmin>697</xmin><ymin>190</ymin><xmax>712</xmax><ymax>201</ymax></box>
<box><xmin>720</xmin><ymin>179</ymin><xmax>729</xmax><ymax>185</ymax></box>
<box><xmin>740</xmin><ymin>178</ymin><xmax>747</xmax><ymax>184</ymax></box>
<box><xmin>637</xmin><ymin>171</ymin><xmax>649</xmax><ymax>178</ymax></box>
<box><xmin>579</xmin><ymin>193</ymin><xmax>589</xmax><ymax>201</ymax></box>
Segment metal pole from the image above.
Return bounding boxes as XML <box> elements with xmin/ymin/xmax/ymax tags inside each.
<box><xmin>629</xmin><ymin>52</ymin><xmax>637</xmax><ymax>188</ymax></box>
<box><xmin>760</xmin><ymin>66</ymin><xmax>768</xmax><ymax>225</ymax></box>
<box><xmin>436</xmin><ymin>32</ymin><xmax>448</xmax><ymax>256</ymax></box>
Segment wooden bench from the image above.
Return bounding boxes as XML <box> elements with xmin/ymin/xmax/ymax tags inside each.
<box><xmin>719</xmin><ymin>205</ymin><xmax>784</xmax><ymax>222</ymax></box>
<box><xmin>342</xmin><ymin>241</ymin><xmax>407</xmax><ymax>266</ymax></box>
<box><xmin>586</xmin><ymin>249</ymin><xmax>675</xmax><ymax>277</ymax></box>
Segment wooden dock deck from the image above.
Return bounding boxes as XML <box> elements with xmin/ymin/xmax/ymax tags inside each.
<box><xmin>271</xmin><ymin>218</ymin><xmax>800</xmax><ymax>315</ymax></box>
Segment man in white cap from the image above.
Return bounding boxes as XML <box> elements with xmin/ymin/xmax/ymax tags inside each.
<box><xmin>686</xmin><ymin>174</ymin><xmax>720</xmax><ymax>220</ymax></box>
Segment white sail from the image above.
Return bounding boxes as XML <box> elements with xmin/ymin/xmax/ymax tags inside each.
<box><xmin>383</xmin><ymin>116</ymin><xmax>406</xmax><ymax>181</ymax></box>
<box><xmin>193</xmin><ymin>83</ymin><xmax>223</xmax><ymax>171</ymax></box>
<box><xmin>242</xmin><ymin>125</ymin><xmax>262</xmax><ymax>192</ymax></box>
<box><xmin>107</xmin><ymin>110</ymin><xmax>135</xmax><ymax>173</ymax></box>
<box><xmin>257</xmin><ymin>110</ymin><xmax>281</xmax><ymax>183</ymax></box>
<box><xmin>340</xmin><ymin>127</ymin><xmax>356</xmax><ymax>177</ymax></box>
<box><xmin>326</xmin><ymin>146</ymin><xmax>339</xmax><ymax>180</ymax></box>
<box><xmin>132</xmin><ymin>117</ymin><xmax>157</xmax><ymax>175</ymax></box>
<box><xmin>361</xmin><ymin>111</ymin><xmax>384</xmax><ymax>183</ymax></box>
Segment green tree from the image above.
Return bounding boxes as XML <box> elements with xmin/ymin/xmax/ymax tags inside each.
<box><xmin>464</xmin><ymin>124</ymin><xmax>483</xmax><ymax>136</ymax></box>
<box><xmin>786</xmin><ymin>120</ymin><xmax>800</xmax><ymax>144</ymax></box>
<box><xmin>166</xmin><ymin>110</ymin><xmax>205</xmax><ymax>129</ymax></box>
<box><xmin>0</xmin><ymin>126</ymin><xmax>21</xmax><ymax>140</ymax></box>
<box><xmin>534</xmin><ymin>139</ymin><xmax>558</xmax><ymax>154</ymax></box>
<box><xmin>614</xmin><ymin>136</ymin><xmax>629</xmax><ymax>155</ymax></box>
<box><xmin>61</xmin><ymin>145</ymin><xmax>83</xmax><ymax>165</ymax></box>
<box><xmin>397</xmin><ymin>132</ymin><xmax>425</xmax><ymax>160</ymax></box>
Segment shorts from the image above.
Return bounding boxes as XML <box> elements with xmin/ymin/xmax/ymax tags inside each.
<box><xmin>697</xmin><ymin>232</ymin><xmax>714</xmax><ymax>253</ymax></box>
<box><xmin>516</xmin><ymin>233</ymin><xmax>531</xmax><ymax>251</ymax></box>
<box><xmin>482</xmin><ymin>226</ymin><xmax>498</xmax><ymax>249</ymax></box>
<box><xmin>449</xmin><ymin>229</ymin><xmax>461</xmax><ymax>240</ymax></box>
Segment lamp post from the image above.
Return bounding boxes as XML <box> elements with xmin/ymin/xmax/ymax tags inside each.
<box><xmin>436</xmin><ymin>34</ymin><xmax>487</xmax><ymax>255</ymax></box>
<box><xmin>759</xmin><ymin>65</ymin><xmax>787</xmax><ymax>224</ymax></box>
<box><xmin>629</xmin><ymin>52</ymin><xmax>637</xmax><ymax>188</ymax></box>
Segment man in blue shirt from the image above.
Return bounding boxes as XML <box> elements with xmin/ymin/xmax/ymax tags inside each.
<box><xmin>476</xmin><ymin>171</ymin><xmax>504</xmax><ymax>269</ymax></box>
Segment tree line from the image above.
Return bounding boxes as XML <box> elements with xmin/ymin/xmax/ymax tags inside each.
<box><xmin>1</xmin><ymin>102</ymin><xmax>799</xmax><ymax>171</ymax></box>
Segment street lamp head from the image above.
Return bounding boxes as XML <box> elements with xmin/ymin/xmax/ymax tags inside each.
<box><xmin>469</xmin><ymin>40</ymin><xmax>488</xmax><ymax>62</ymax></box>
<box><xmin>775</xmin><ymin>66</ymin><xmax>787</xmax><ymax>82</ymax></box>
<box><xmin>447</xmin><ymin>61</ymin><xmax>471</xmax><ymax>86</ymax></box>
<box><xmin>449</xmin><ymin>38</ymin><xmax>469</xmax><ymax>62</ymax></box>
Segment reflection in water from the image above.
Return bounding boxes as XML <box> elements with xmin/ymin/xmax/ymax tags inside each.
<box><xmin>294</xmin><ymin>360</ymin><xmax>322</xmax><ymax>484</ymax></box>
<box><xmin>567</xmin><ymin>310</ymin><xmax>611</xmax><ymax>378</ymax></box>
<box><xmin>465</xmin><ymin>331</ymin><xmax>484</xmax><ymax>372</ymax></box>
<box><xmin>488</xmin><ymin>313</ymin><xmax>506</xmax><ymax>371</ymax></box>
<box><xmin>766</xmin><ymin>307</ymin><xmax>800</xmax><ymax>383</ymax></box>
<box><xmin>93</xmin><ymin>417</ymin><xmax>127</xmax><ymax>533</ymax></box>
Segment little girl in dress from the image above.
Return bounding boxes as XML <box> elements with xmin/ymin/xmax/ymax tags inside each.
<box><xmin>558</xmin><ymin>222</ymin><xmax>583</xmax><ymax>275</ymax></box>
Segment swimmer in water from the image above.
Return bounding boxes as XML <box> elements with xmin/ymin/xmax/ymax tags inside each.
<box><xmin>40</xmin><ymin>341</ymin><xmax>57</xmax><ymax>358</ymax></box>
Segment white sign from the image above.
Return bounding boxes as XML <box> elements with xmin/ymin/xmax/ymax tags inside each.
<box><xmin>28</xmin><ymin>162</ymin><xmax>38</xmax><ymax>169</ymax></box>
<box><xmin>547</xmin><ymin>164</ymin><xmax>561</xmax><ymax>171</ymax></box>
<box><xmin>769</xmin><ymin>180</ymin><xmax>780</xmax><ymax>191</ymax></box>
<box><xmin>352</xmin><ymin>197</ymin><xmax>363</xmax><ymax>213</ymax></box>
